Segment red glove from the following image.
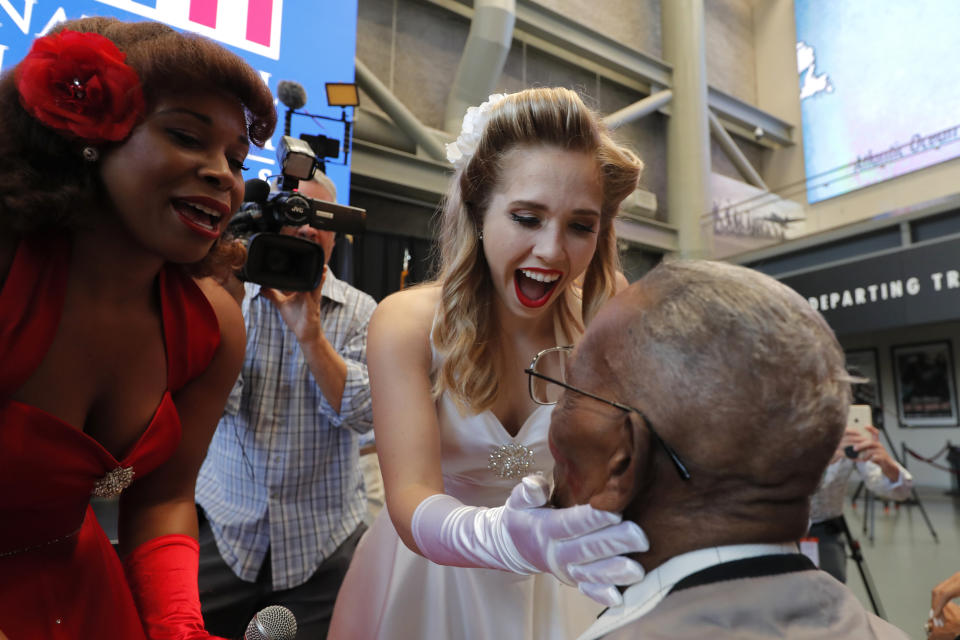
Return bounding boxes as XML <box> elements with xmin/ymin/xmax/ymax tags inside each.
<box><xmin>123</xmin><ymin>534</ymin><xmax>226</xmax><ymax>640</ymax></box>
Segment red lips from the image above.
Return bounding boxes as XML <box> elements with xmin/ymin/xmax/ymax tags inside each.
<box><xmin>515</xmin><ymin>268</ymin><xmax>563</xmax><ymax>308</ymax></box>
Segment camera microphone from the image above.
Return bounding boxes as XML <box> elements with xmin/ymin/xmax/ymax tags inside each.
<box><xmin>244</xmin><ymin>178</ymin><xmax>271</xmax><ymax>204</ymax></box>
<box><xmin>228</xmin><ymin>179</ymin><xmax>274</xmax><ymax>233</ymax></box>
<box><xmin>244</xmin><ymin>605</ymin><xmax>297</xmax><ymax>640</ymax></box>
<box><xmin>277</xmin><ymin>80</ymin><xmax>307</xmax><ymax>110</ymax></box>
<box><xmin>277</xmin><ymin>80</ymin><xmax>307</xmax><ymax>137</ymax></box>
<box><xmin>228</xmin><ymin>93</ymin><xmax>367</xmax><ymax>290</ymax></box>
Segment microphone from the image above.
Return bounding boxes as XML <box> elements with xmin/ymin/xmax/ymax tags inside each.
<box><xmin>244</xmin><ymin>605</ymin><xmax>297</xmax><ymax>640</ymax></box>
<box><xmin>243</xmin><ymin>178</ymin><xmax>271</xmax><ymax>204</ymax></box>
<box><xmin>277</xmin><ymin>80</ymin><xmax>307</xmax><ymax>110</ymax></box>
<box><xmin>277</xmin><ymin>80</ymin><xmax>307</xmax><ymax>137</ymax></box>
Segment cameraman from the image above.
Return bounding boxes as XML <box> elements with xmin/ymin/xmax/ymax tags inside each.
<box><xmin>195</xmin><ymin>171</ymin><xmax>376</xmax><ymax>639</ymax></box>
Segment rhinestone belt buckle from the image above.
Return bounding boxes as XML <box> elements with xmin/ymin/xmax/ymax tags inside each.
<box><xmin>92</xmin><ymin>466</ymin><xmax>135</xmax><ymax>498</ymax></box>
<box><xmin>488</xmin><ymin>443</ymin><xmax>534</xmax><ymax>480</ymax></box>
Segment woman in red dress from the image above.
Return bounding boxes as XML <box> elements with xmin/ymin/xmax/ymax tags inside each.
<box><xmin>0</xmin><ymin>18</ymin><xmax>275</xmax><ymax>639</ymax></box>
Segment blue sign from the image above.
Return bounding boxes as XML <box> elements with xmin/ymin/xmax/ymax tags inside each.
<box><xmin>0</xmin><ymin>0</ymin><xmax>358</xmax><ymax>202</ymax></box>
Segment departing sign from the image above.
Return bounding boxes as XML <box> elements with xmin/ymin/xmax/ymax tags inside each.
<box><xmin>782</xmin><ymin>234</ymin><xmax>960</xmax><ymax>335</ymax></box>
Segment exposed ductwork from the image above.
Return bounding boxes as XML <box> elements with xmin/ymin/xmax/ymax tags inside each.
<box><xmin>443</xmin><ymin>0</ymin><xmax>516</xmax><ymax>133</ymax></box>
<box><xmin>355</xmin><ymin>57</ymin><xmax>448</xmax><ymax>162</ymax></box>
<box><xmin>354</xmin><ymin>107</ymin><xmax>417</xmax><ymax>155</ymax></box>
<box><xmin>602</xmin><ymin>89</ymin><xmax>673</xmax><ymax>130</ymax></box>
<box><xmin>708</xmin><ymin>109</ymin><xmax>768</xmax><ymax>191</ymax></box>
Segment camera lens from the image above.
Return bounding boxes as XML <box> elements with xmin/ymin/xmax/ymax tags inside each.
<box><xmin>265</xmin><ymin>248</ymin><xmax>292</xmax><ymax>273</ymax></box>
<box><xmin>272</xmin><ymin>193</ymin><xmax>311</xmax><ymax>226</ymax></box>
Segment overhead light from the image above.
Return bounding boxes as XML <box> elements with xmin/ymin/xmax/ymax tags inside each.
<box><xmin>326</xmin><ymin>82</ymin><xmax>359</xmax><ymax>108</ymax></box>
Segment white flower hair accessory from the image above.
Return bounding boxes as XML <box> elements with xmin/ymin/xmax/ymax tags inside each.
<box><xmin>445</xmin><ymin>93</ymin><xmax>508</xmax><ymax>169</ymax></box>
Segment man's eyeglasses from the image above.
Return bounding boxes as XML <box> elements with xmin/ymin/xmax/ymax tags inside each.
<box><xmin>525</xmin><ymin>346</ymin><xmax>691</xmax><ymax>481</ymax></box>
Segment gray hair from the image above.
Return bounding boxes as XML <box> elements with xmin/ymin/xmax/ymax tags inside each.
<box><xmin>305</xmin><ymin>169</ymin><xmax>337</xmax><ymax>200</ymax></box>
<box><xmin>624</xmin><ymin>259</ymin><xmax>853</xmax><ymax>483</ymax></box>
<box><xmin>271</xmin><ymin>170</ymin><xmax>337</xmax><ymax>200</ymax></box>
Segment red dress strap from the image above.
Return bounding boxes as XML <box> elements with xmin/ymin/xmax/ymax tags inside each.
<box><xmin>158</xmin><ymin>265</ymin><xmax>220</xmax><ymax>392</ymax></box>
<box><xmin>0</xmin><ymin>243</ymin><xmax>221</xmax><ymax>640</ymax></box>
<box><xmin>0</xmin><ymin>235</ymin><xmax>70</xmax><ymax>397</ymax></box>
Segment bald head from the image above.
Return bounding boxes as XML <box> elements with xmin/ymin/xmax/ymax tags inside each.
<box><xmin>622</xmin><ymin>260</ymin><xmax>848</xmax><ymax>477</ymax></box>
<box><xmin>549</xmin><ymin>260</ymin><xmax>851</xmax><ymax>556</ymax></box>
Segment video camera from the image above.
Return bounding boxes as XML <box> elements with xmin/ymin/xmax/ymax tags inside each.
<box><xmin>229</xmin><ymin>135</ymin><xmax>366</xmax><ymax>291</ymax></box>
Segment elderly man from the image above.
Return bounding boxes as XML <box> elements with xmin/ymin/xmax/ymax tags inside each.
<box><xmin>530</xmin><ymin>260</ymin><xmax>908</xmax><ymax>639</ymax></box>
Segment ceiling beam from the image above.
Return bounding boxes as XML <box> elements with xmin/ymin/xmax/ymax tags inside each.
<box><xmin>418</xmin><ymin>0</ymin><xmax>794</xmax><ymax>147</ymax></box>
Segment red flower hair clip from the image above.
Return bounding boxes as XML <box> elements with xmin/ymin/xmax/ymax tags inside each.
<box><xmin>15</xmin><ymin>29</ymin><xmax>145</xmax><ymax>143</ymax></box>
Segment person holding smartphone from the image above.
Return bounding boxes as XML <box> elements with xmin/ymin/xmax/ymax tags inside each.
<box><xmin>807</xmin><ymin>406</ymin><xmax>913</xmax><ymax>582</ymax></box>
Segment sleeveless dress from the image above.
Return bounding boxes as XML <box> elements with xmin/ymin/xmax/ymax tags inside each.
<box><xmin>329</xmin><ymin>335</ymin><xmax>602</xmax><ymax>640</ymax></box>
<box><xmin>0</xmin><ymin>236</ymin><xmax>220</xmax><ymax>639</ymax></box>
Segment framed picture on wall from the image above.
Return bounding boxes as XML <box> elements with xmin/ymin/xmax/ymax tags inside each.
<box><xmin>891</xmin><ymin>341</ymin><xmax>958</xmax><ymax>428</ymax></box>
<box><xmin>845</xmin><ymin>349</ymin><xmax>883</xmax><ymax>427</ymax></box>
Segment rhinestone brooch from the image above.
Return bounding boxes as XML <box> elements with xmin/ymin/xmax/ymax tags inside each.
<box><xmin>488</xmin><ymin>443</ymin><xmax>534</xmax><ymax>480</ymax></box>
<box><xmin>92</xmin><ymin>466</ymin><xmax>135</xmax><ymax>498</ymax></box>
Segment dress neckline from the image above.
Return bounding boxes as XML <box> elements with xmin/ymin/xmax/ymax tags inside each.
<box><xmin>5</xmin><ymin>392</ymin><xmax>174</xmax><ymax>465</ymax></box>
<box><xmin>1</xmin><ymin>236</ymin><xmax>175</xmax><ymax>461</ymax></box>
<box><xmin>483</xmin><ymin>402</ymin><xmax>553</xmax><ymax>442</ymax></box>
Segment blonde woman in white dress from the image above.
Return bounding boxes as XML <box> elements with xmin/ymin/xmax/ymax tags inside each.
<box><xmin>329</xmin><ymin>88</ymin><xmax>646</xmax><ymax>640</ymax></box>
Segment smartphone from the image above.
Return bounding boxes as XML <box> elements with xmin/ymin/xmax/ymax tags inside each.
<box><xmin>843</xmin><ymin>405</ymin><xmax>872</xmax><ymax>458</ymax></box>
<box><xmin>847</xmin><ymin>404</ymin><xmax>872</xmax><ymax>438</ymax></box>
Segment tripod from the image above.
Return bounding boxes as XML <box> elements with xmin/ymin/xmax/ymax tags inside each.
<box><xmin>850</xmin><ymin>421</ymin><xmax>939</xmax><ymax>543</ymax></box>
<box><xmin>836</xmin><ymin>515</ymin><xmax>887</xmax><ymax>619</ymax></box>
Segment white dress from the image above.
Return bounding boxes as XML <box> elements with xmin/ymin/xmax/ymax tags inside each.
<box><xmin>328</xmin><ymin>346</ymin><xmax>602</xmax><ymax>639</ymax></box>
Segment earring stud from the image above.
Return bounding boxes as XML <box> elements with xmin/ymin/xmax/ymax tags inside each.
<box><xmin>81</xmin><ymin>146</ymin><xmax>99</xmax><ymax>162</ymax></box>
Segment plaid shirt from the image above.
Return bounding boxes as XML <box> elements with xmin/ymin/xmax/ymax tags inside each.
<box><xmin>196</xmin><ymin>271</ymin><xmax>375</xmax><ymax>589</ymax></box>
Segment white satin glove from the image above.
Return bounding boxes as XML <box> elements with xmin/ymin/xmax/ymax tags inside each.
<box><xmin>411</xmin><ymin>474</ymin><xmax>648</xmax><ymax>607</ymax></box>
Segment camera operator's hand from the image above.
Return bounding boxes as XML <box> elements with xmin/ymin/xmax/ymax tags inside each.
<box><xmin>262</xmin><ymin>265</ymin><xmax>328</xmax><ymax>343</ymax></box>
<box><xmin>262</xmin><ymin>266</ymin><xmax>348</xmax><ymax>413</ymax></box>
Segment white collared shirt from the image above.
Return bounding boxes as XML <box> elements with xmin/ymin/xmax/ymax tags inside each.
<box><xmin>810</xmin><ymin>457</ymin><xmax>912</xmax><ymax>523</ymax></box>
<box><xmin>576</xmin><ymin>542</ymin><xmax>800</xmax><ymax>640</ymax></box>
